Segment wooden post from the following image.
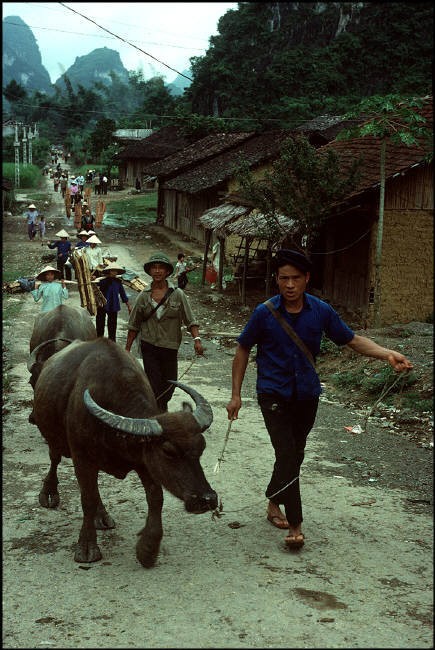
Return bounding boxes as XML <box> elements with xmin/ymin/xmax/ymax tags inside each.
<box><xmin>202</xmin><ymin>229</ymin><xmax>212</xmax><ymax>286</ymax></box>
<box><xmin>241</xmin><ymin>237</ymin><xmax>251</xmax><ymax>306</ymax></box>
<box><xmin>217</xmin><ymin>236</ymin><xmax>225</xmax><ymax>291</ymax></box>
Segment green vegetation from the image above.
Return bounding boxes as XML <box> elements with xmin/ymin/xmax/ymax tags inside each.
<box><xmin>2</xmin><ymin>162</ymin><xmax>42</xmax><ymax>188</ymax></box>
<box><xmin>104</xmin><ymin>192</ymin><xmax>157</xmax><ymax>227</ymax></box>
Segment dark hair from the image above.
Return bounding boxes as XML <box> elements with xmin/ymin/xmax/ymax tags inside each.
<box><xmin>177</xmin><ymin>253</ymin><xmax>185</xmax><ymax>260</ymax></box>
<box><xmin>273</xmin><ymin>249</ymin><xmax>312</xmax><ymax>273</ymax></box>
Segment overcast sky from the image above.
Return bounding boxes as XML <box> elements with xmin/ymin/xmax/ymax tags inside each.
<box><xmin>2</xmin><ymin>2</ymin><xmax>238</xmax><ymax>83</ymax></box>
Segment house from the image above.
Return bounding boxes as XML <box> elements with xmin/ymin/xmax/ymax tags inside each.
<box><xmin>159</xmin><ymin>129</ymin><xmax>291</xmax><ymax>243</ymax></box>
<box><xmin>310</xmin><ymin>122</ymin><xmax>433</xmax><ymax>327</ymax></box>
<box><xmin>115</xmin><ymin>126</ymin><xmax>191</xmax><ymax>188</ymax></box>
<box><xmin>142</xmin><ymin>131</ymin><xmax>256</xmax><ymax>224</ymax></box>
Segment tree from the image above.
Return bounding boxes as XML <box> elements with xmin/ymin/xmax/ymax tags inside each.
<box><xmin>337</xmin><ymin>94</ymin><xmax>432</xmax><ymax>326</ymax></box>
<box><xmin>90</xmin><ymin>118</ymin><xmax>117</xmax><ymax>159</ymax></box>
<box><xmin>235</xmin><ymin>135</ymin><xmax>361</xmax><ymax>250</ymax></box>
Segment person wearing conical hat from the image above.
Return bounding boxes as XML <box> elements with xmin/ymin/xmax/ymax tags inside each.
<box><xmin>84</xmin><ymin>234</ymin><xmax>104</xmax><ymax>275</ymax></box>
<box><xmin>30</xmin><ymin>265</ymin><xmax>68</xmax><ymax>313</ymax></box>
<box><xmin>74</xmin><ymin>229</ymin><xmax>91</xmax><ymax>250</ymax></box>
<box><xmin>47</xmin><ymin>229</ymin><xmax>72</xmax><ymax>280</ymax></box>
<box><xmin>95</xmin><ymin>262</ymin><xmax>131</xmax><ymax>342</ymax></box>
<box><xmin>24</xmin><ymin>204</ymin><xmax>38</xmax><ymax>241</ymax></box>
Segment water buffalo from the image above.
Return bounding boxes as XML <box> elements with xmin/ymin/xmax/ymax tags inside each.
<box><xmin>28</xmin><ymin>304</ymin><xmax>97</xmax><ymax>389</ymax></box>
<box><xmin>32</xmin><ymin>337</ymin><xmax>218</xmax><ymax>568</ymax></box>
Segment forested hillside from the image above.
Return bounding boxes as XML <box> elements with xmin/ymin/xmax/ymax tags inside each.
<box><xmin>187</xmin><ymin>2</ymin><xmax>433</xmax><ymax>126</ymax></box>
<box><xmin>3</xmin><ymin>1</ymin><xmax>433</xmax><ymax>165</ymax></box>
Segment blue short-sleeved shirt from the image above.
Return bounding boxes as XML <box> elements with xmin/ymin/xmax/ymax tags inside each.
<box><xmin>238</xmin><ymin>293</ymin><xmax>354</xmax><ymax>400</ymax></box>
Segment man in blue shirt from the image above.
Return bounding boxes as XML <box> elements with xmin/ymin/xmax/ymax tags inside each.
<box><xmin>226</xmin><ymin>249</ymin><xmax>413</xmax><ymax>550</ymax></box>
<box><xmin>47</xmin><ymin>229</ymin><xmax>72</xmax><ymax>280</ymax></box>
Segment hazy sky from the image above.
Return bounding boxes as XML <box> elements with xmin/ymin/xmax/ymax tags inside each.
<box><xmin>2</xmin><ymin>2</ymin><xmax>238</xmax><ymax>83</ymax></box>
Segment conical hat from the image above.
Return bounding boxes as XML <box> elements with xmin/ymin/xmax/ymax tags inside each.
<box><xmin>28</xmin><ymin>204</ymin><xmax>36</xmax><ymax>209</ymax></box>
<box><xmin>86</xmin><ymin>235</ymin><xmax>102</xmax><ymax>244</ymax></box>
<box><xmin>86</xmin><ymin>230</ymin><xmax>96</xmax><ymax>235</ymax></box>
<box><xmin>55</xmin><ymin>229</ymin><xmax>70</xmax><ymax>238</ymax></box>
<box><xmin>101</xmin><ymin>262</ymin><xmax>126</xmax><ymax>275</ymax></box>
<box><xmin>35</xmin><ymin>265</ymin><xmax>62</xmax><ymax>280</ymax></box>
<box><xmin>78</xmin><ymin>229</ymin><xmax>90</xmax><ymax>236</ymax></box>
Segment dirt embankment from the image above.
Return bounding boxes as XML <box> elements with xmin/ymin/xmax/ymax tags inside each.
<box><xmin>2</xmin><ymin>178</ymin><xmax>433</xmax><ymax>649</ymax></box>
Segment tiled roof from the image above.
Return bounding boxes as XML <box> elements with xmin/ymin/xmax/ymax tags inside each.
<box><xmin>143</xmin><ymin>131</ymin><xmax>255</xmax><ymax>177</ymax></box>
<box><xmin>116</xmin><ymin>126</ymin><xmax>190</xmax><ymax>161</ymax></box>
<box><xmin>319</xmin><ymin>96</ymin><xmax>433</xmax><ymax>199</ymax></box>
<box><xmin>161</xmin><ymin>130</ymin><xmax>291</xmax><ymax>194</ymax></box>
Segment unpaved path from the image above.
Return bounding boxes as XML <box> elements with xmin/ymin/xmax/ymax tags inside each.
<box><xmin>2</xmin><ymin>176</ymin><xmax>433</xmax><ymax>649</ymax></box>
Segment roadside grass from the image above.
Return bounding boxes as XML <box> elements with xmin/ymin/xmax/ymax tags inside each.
<box><xmin>104</xmin><ymin>191</ymin><xmax>157</xmax><ymax>227</ymax></box>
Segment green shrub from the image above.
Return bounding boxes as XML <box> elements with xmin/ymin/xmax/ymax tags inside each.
<box><xmin>2</xmin><ymin>162</ymin><xmax>42</xmax><ymax>189</ymax></box>
<box><xmin>361</xmin><ymin>367</ymin><xmax>417</xmax><ymax>394</ymax></box>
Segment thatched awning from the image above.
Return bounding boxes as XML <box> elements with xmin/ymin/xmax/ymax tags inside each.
<box><xmin>199</xmin><ymin>204</ymin><xmax>250</xmax><ymax>237</ymax></box>
<box><xmin>225</xmin><ymin>209</ymin><xmax>295</xmax><ymax>240</ymax></box>
<box><xmin>199</xmin><ymin>204</ymin><xmax>295</xmax><ymax>242</ymax></box>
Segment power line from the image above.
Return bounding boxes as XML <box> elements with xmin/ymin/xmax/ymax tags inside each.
<box><xmin>4</xmin><ymin>20</ymin><xmax>204</xmax><ymax>52</ymax></box>
<box><xmin>58</xmin><ymin>2</ymin><xmax>193</xmax><ymax>82</ymax></box>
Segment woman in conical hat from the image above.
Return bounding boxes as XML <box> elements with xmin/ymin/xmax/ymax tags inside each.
<box><xmin>30</xmin><ymin>266</ymin><xmax>68</xmax><ymax>313</ymax></box>
<box><xmin>95</xmin><ymin>262</ymin><xmax>131</xmax><ymax>342</ymax></box>
<box><xmin>84</xmin><ymin>234</ymin><xmax>104</xmax><ymax>274</ymax></box>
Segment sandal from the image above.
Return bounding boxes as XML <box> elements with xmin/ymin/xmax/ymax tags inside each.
<box><xmin>267</xmin><ymin>513</ymin><xmax>289</xmax><ymax>529</ymax></box>
<box><xmin>285</xmin><ymin>532</ymin><xmax>305</xmax><ymax>549</ymax></box>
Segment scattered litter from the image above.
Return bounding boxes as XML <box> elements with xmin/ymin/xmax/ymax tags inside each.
<box><xmin>344</xmin><ymin>424</ymin><xmax>363</xmax><ymax>434</ymax></box>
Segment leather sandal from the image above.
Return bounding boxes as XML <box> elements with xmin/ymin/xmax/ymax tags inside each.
<box><xmin>285</xmin><ymin>532</ymin><xmax>305</xmax><ymax>549</ymax></box>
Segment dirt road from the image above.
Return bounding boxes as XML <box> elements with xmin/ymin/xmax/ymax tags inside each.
<box><xmin>2</xmin><ymin>178</ymin><xmax>433</xmax><ymax>648</ymax></box>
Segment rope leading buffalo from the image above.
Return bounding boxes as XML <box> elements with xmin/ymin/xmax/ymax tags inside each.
<box><xmin>31</xmin><ymin>337</ymin><xmax>218</xmax><ymax>568</ymax></box>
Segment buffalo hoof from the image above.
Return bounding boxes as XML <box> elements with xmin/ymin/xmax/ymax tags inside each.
<box><xmin>28</xmin><ymin>411</ymin><xmax>36</xmax><ymax>425</ymax></box>
<box><xmin>74</xmin><ymin>542</ymin><xmax>102</xmax><ymax>563</ymax></box>
<box><xmin>39</xmin><ymin>491</ymin><xmax>60</xmax><ymax>508</ymax></box>
<box><xmin>136</xmin><ymin>535</ymin><xmax>160</xmax><ymax>568</ymax></box>
<box><xmin>94</xmin><ymin>511</ymin><xmax>116</xmax><ymax>530</ymax></box>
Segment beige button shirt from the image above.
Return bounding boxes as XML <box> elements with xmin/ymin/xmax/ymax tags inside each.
<box><xmin>127</xmin><ymin>285</ymin><xmax>198</xmax><ymax>350</ymax></box>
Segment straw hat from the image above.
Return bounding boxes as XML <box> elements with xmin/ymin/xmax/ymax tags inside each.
<box><xmin>28</xmin><ymin>204</ymin><xmax>36</xmax><ymax>209</ymax></box>
<box><xmin>78</xmin><ymin>229</ymin><xmax>89</xmax><ymax>236</ymax></box>
<box><xmin>101</xmin><ymin>262</ymin><xmax>126</xmax><ymax>276</ymax></box>
<box><xmin>35</xmin><ymin>265</ymin><xmax>61</xmax><ymax>281</ymax></box>
<box><xmin>86</xmin><ymin>235</ymin><xmax>102</xmax><ymax>244</ymax></box>
<box><xmin>87</xmin><ymin>230</ymin><xmax>96</xmax><ymax>235</ymax></box>
<box><xmin>143</xmin><ymin>252</ymin><xmax>173</xmax><ymax>275</ymax></box>
<box><xmin>55</xmin><ymin>229</ymin><xmax>70</xmax><ymax>238</ymax></box>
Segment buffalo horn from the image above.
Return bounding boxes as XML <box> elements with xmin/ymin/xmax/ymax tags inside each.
<box><xmin>168</xmin><ymin>381</ymin><xmax>213</xmax><ymax>432</ymax></box>
<box><xmin>83</xmin><ymin>389</ymin><xmax>163</xmax><ymax>436</ymax></box>
<box><xmin>27</xmin><ymin>337</ymin><xmax>74</xmax><ymax>371</ymax></box>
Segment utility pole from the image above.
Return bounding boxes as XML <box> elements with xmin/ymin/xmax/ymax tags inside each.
<box><xmin>14</xmin><ymin>122</ymin><xmax>20</xmax><ymax>188</ymax></box>
<box><xmin>28</xmin><ymin>127</ymin><xmax>33</xmax><ymax>165</ymax></box>
<box><xmin>22</xmin><ymin>125</ymin><xmax>28</xmax><ymax>166</ymax></box>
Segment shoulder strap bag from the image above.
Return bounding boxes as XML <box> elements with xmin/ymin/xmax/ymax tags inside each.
<box><xmin>263</xmin><ymin>299</ymin><xmax>316</xmax><ymax>370</ymax></box>
<box><xmin>143</xmin><ymin>287</ymin><xmax>174</xmax><ymax>323</ymax></box>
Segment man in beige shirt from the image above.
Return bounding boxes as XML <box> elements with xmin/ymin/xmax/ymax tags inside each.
<box><xmin>126</xmin><ymin>252</ymin><xmax>203</xmax><ymax>412</ymax></box>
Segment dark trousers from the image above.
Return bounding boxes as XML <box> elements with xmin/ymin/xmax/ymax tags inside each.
<box><xmin>57</xmin><ymin>258</ymin><xmax>72</xmax><ymax>281</ymax></box>
<box><xmin>140</xmin><ymin>341</ymin><xmax>178</xmax><ymax>412</ymax></box>
<box><xmin>96</xmin><ymin>308</ymin><xmax>118</xmax><ymax>341</ymax></box>
<box><xmin>258</xmin><ymin>394</ymin><xmax>319</xmax><ymax>527</ymax></box>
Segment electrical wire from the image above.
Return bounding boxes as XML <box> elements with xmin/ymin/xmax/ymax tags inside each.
<box><xmin>58</xmin><ymin>2</ymin><xmax>193</xmax><ymax>82</ymax></box>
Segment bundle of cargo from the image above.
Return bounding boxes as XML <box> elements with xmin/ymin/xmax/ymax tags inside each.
<box><xmin>70</xmin><ymin>249</ymin><xmax>106</xmax><ymax>315</ymax></box>
<box><xmin>84</xmin><ymin>186</ymin><xmax>92</xmax><ymax>206</ymax></box>
<box><xmin>95</xmin><ymin>200</ymin><xmax>106</xmax><ymax>228</ymax></box>
<box><xmin>74</xmin><ymin>202</ymin><xmax>82</xmax><ymax>229</ymax></box>
<box><xmin>120</xmin><ymin>269</ymin><xmax>148</xmax><ymax>292</ymax></box>
<box><xmin>65</xmin><ymin>188</ymin><xmax>71</xmax><ymax>220</ymax></box>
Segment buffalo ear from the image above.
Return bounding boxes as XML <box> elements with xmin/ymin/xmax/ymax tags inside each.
<box><xmin>181</xmin><ymin>401</ymin><xmax>193</xmax><ymax>413</ymax></box>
